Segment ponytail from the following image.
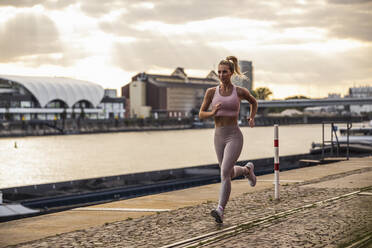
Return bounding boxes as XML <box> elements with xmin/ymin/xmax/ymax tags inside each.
<box><xmin>219</xmin><ymin>56</ymin><xmax>241</xmax><ymax>75</ymax></box>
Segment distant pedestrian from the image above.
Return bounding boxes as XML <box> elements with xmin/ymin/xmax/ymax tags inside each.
<box><xmin>199</xmin><ymin>56</ymin><xmax>258</xmax><ymax>224</ymax></box>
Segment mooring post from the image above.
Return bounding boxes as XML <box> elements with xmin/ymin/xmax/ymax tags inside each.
<box><xmin>274</xmin><ymin>124</ymin><xmax>280</xmax><ymax>200</ymax></box>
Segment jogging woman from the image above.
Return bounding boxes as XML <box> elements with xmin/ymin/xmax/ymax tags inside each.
<box><xmin>199</xmin><ymin>56</ymin><xmax>258</xmax><ymax>223</ymax></box>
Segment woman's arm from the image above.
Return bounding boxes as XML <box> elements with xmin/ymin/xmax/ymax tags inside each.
<box><xmin>199</xmin><ymin>88</ymin><xmax>220</xmax><ymax>120</ymax></box>
<box><xmin>237</xmin><ymin>87</ymin><xmax>258</xmax><ymax>127</ymax></box>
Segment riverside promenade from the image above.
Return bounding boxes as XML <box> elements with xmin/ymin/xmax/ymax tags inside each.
<box><xmin>1</xmin><ymin>156</ymin><xmax>371</xmax><ymax>247</ymax></box>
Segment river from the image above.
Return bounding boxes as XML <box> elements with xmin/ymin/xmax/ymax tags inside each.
<box><xmin>0</xmin><ymin>124</ymin><xmax>337</xmax><ymax>188</ymax></box>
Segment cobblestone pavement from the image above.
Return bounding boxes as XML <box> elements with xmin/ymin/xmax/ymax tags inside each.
<box><xmin>204</xmin><ymin>192</ymin><xmax>372</xmax><ymax>248</ymax></box>
<box><xmin>9</xmin><ymin>167</ymin><xmax>372</xmax><ymax>248</ymax></box>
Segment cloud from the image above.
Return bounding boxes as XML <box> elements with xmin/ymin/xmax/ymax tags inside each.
<box><xmin>274</xmin><ymin>1</ymin><xmax>372</xmax><ymax>42</ymax></box>
<box><xmin>3</xmin><ymin>0</ymin><xmax>371</xmax><ymax>44</ymax></box>
<box><xmin>0</xmin><ymin>0</ymin><xmax>45</xmax><ymax>8</ymax></box>
<box><xmin>328</xmin><ymin>7</ymin><xmax>372</xmax><ymax>42</ymax></box>
<box><xmin>99</xmin><ymin>21</ymin><xmax>149</xmax><ymax>39</ymax></box>
<box><xmin>111</xmin><ymin>37</ymin><xmax>228</xmax><ymax>72</ymax></box>
<box><xmin>241</xmin><ymin>45</ymin><xmax>372</xmax><ymax>89</ymax></box>
<box><xmin>42</xmin><ymin>0</ymin><xmax>76</xmax><ymax>10</ymax></box>
<box><xmin>101</xmin><ymin>0</ymin><xmax>313</xmax><ymax>25</ymax></box>
<box><xmin>96</xmin><ymin>0</ymin><xmax>277</xmax><ymax>26</ymax></box>
<box><xmin>105</xmin><ymin>0</ymin><xmax>372</xmax><ymax>88</ymax></box>
<box><xmin>327</xmin><ymin>0</ymin><xmax>372</xmax><ymax>4</ymax></box>
<box><xmin>110</xmin><ymin>33</ymin><xmax>372</xmax><ymax>95</ymax></box>
<box><xmin>96</xmin><ymin>0</ymin><xmax>372</xmax><ymax>44</ymax></box>
<box><xmin>0</xmin><ymin>0</ymin><xmax>75</xmax><ymax>9</ymax></box>
<box><xmin>119</xmin><ymin>1</ymin><xmax>232</xmax><ymax>24</ymax></box>
<box><xmin>0</xmin><ymin>12</ymin><xmax>87</xmax><ymax>67</ymax></box>
<box><xmin>79</xmin><ymin>0</ymin><xmax>128</xmax><ymax>18</ymax></box>
<box><xmin>0</xmin><ymin>0</ymin><xmax>370</xmax><ymax>97</ymax></box>
<box><xmin>0</xmin><ymin>13</ymin><xmax>62</xmax><ymax>63</ymax></box>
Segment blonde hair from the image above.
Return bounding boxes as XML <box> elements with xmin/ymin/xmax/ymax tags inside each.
<box><xmin>219</xmin><ymin>56</ymin><xmax>241</xmax><ymax>75</ymax></box>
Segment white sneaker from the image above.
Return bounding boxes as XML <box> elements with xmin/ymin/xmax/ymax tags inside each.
<box><xmin>245</xmin><ymin>162</ymin><xmax>256</xmax><ymax>187</ymax></box>
<box><xmin>210</xmin><ymin>207</ymin><xmax>224</xmax><ymax>223</ymax></box>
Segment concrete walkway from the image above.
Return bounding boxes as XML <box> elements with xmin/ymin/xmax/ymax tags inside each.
<box><xmin>0</xmin><ymin>156</ymin><xmax>371</xmax><ymax>247</ymax></box>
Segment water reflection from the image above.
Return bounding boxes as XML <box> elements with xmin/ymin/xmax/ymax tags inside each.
<box><xmin>0</xmin><ymin>124</ymin><xmax>329</xmax><ymax>188</ymax></box>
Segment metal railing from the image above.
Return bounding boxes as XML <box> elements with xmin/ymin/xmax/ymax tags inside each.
<box><xmin>321</xmin><ymin>121</ymin><xmax>351</xmax><ymax>161</ymax></box>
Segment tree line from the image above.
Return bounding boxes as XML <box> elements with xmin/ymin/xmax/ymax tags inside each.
<box><xmin>251</xmin><ymin>87</ymin><xmax>309</xmax><ymax>100</ymax></box>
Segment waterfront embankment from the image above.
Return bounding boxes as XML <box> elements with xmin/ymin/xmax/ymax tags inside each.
<box><xmin>0</xmin><ymin>115</ymin><xmax>367</xmax><ymax>138</ymax></box>
<box><xmin>1</xmin><ymin>156</ymin><xmax>371</xmax><ymax>247</ymax></box>
<box><xmin>0</xmin><ymin>153</ymin><xmax>327</xmax><ymax>209</ymax></box>
<box><xmin>0</xmin><ymin>124</ymin><xmax>330</xmax><ymax>188</ymax></box>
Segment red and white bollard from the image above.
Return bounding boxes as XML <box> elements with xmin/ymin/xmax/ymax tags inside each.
<box><xmin>274</xmin><ymin>124</ymin><xmax>280</xmax><ymax>200</ymax></box>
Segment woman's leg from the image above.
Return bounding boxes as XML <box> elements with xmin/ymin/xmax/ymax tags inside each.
<box><xmin>212</xmin><ymin>130</ymin><xmax>227</xmax><ymax>223</ymax></box>
<box><xmin>217</xmin><ymin>129</ymin><xmax>243</xmax><ymax>209</ymax></box>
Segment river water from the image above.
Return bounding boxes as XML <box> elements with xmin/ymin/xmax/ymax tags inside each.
<box><xmin>0</xmin><ymin>124</ymin><xmax>336</xmax><ymax>188</ymax></box>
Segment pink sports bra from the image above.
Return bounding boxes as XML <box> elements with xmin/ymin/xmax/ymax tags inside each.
<box><xmin>211</xmin><ymin>85</ymin><xmax>240</xmax><ymax>117</ymax></box>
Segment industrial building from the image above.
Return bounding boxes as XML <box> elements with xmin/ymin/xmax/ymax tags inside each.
<box><xmin>347</xmin><ymin>86</ymin><xmax>372</xmax><ymax>114</ymax></box>
<box><xmin>232</xmin><ymin>60</ymin><xmax>253</xmax><ymax>91</ymax></box>
<box><xmin>122</xmin><ymin>68</ymin><xmax>219</xmax><ymax>118</ymax></box>
<box><xmin>0</xmin><ymin>75</ymin><xmax>125</xmax><ymax>121</ymax></box>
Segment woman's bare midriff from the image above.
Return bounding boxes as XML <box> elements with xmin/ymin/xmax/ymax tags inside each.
<box><xmin>214</xmin><ymin>116</ymin><xmax>238</xmax><ymax>127</ymax></box>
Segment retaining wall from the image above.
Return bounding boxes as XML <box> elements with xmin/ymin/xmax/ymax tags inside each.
<box><xmin>0</xmin><ymin>115</ymin><xmax>367</xmax><ymax>138</ymax></box>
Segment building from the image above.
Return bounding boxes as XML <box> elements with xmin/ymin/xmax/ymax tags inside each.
<box><xmin>347</xmin><ymin>86</ymin><xmax>372</xmax><ymax>114</ymax></box>
<box><xmin>103</xmin><ymin>89</ymin><xmax>118</xmax><ymax>98</ymax></box>
<box><xmin>348</xmin><ymin>86</ymin><xmax>372</xmax><ymax>98</ymax></box>
<box><xmin>121</xmin><ymin>68</ymin><xmax>219</xmax><ymax>118</ymax></box>
<box><xmin>99</xmin><ymin>89</ymin><xmax>126</xmax><ymax>119</ymax></box>
<box><xmin>0</xmin><ymin>75</ymin><xmax>125</xmax><ymax>121</ymax></box>
<box><xmin>328</xmin><ymin>93</ymin><xmax>341</xmax><ymax>99</ymax></box>
<box><xmin>231</xmin><ymin>60</ymin><xmax>253</xmax><ymax>91</ymax></box>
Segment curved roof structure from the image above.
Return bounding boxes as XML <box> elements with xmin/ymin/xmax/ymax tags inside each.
<box><xmin>0</xmin><ymin>75</ymin><xmax>104</xmax><ymax>108</ymax></box>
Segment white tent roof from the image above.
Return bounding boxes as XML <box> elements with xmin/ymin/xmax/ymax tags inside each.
<box><xmin>0</xmin><ymin>75</ymin><xmax>104</xmax><ymax>108</ymax></box>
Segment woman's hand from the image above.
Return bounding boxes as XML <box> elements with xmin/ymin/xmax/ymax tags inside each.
<box><xmin>248</xmin><ymin>117</ymin><xmax>255</xmax><ymax>128</ymax></box>
<box><xmin>211</xmin><ymin>103</ymin><xmax>221</xmax><ymax>116</ymax></box>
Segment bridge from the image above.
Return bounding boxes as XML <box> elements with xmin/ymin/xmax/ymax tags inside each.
<box><xmin>241</xmin><ymin>97</ymin><xmax>372</xmax><ymax>108</ymax></box>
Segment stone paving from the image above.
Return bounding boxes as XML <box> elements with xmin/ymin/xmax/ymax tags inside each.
<box><xmin>8</xmin><ymin>166</ymin><xmax>372</xmax><ymax>248</ymax></box>
<box><xmin>206</xmin><ymin>191</ymin><xmax>372</xmax><ymax>248</ymax></box>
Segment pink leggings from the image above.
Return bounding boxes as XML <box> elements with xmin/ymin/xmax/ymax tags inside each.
<box><xmin>214</xmin><ymin>125</ymin><xmax>246</xmax><ymax>209</ymax></box>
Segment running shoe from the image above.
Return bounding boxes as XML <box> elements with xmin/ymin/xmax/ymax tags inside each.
<box><xmin>210</xmin><ymin>208</ymin><xmax>223</xmax><ymax>223</ymax></box>
<box><xmin>245</xmin><ymin>162</ymin><xmax>256</xmax><ymax>187</ymax></box>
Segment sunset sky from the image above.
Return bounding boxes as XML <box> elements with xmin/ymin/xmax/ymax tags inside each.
<box><xmin>0</xmin><ymin>0</ymin><xmax>371</xmax><ymax>99</ymax></box>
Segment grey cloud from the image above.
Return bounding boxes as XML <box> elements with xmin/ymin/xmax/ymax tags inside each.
<box><xmin>111</xmin><ymin>38</ymin><xmax>228</xmax><ymax>72</ymax></box>
<box><xmin>99</xmin><ymin>0</ymin><xmax>277</xmax><ymax>25</ymax></box>
<box><xmin>99</xmin><ymin>22</ymin><xmax>150</xmax><ymax>39</ymax></box>
<box><xmin>79</xmin><ymin>1</ymin><xmax>127</xmax><ymax>18</ymax></box>
<box><xmin>79</xmin><ymin>0</ymin><xmax>225</xmax><ymax>20</ymax></box>
<box><xmin>42</xmin><ymin>0</ymin><xmax>76</xmax><ymax>10</ymax></box>
<box><xmin>120</xmin><ymin>1</ymin><xmax>232</xmax><ymax>24</ymax></box>
<box><xmin>327</xmin><ymin>0</ymin><xmax>372</xmax><ymax>4</ymax></box>
<box><xmin>0</xmin><ymin>12</ymin><xmax>87</xmax><ymax>66</ymax></box>
<box><xmin>4</xmin><ymin>0</ymin><xmax>371</xmax><ymax>46</ymax></box>
<box><xmin>0</xmin><ymin>0</ymin><xmax>74</xmax><ymax>9</ymax></box>
<box><xmin>0</xmin><ymin>13</ymin><xmax>62</xmax><ymax>62</ymax></box>
<box><xmin>274</xmin><ymin>1</ymin><xmax>372</xmax><ymax>42</ymax></box>
<box><xmin>97</xmin><ymin>0</ymin><xmax>372</xmax><ymax>43</ymax></box>
<box><xmin>80</xmin><ymin>0</ymin><xmax>287</xmax><ymax>24</ymax></box>
<box><xmin>111</xmin><ymin>34</ymin><xmax>372</xmax><ymax>91</ymax></box>
<box><xmin>101</xmin><ymin>0</ymin><xmax>330</xmax><ymax>25</ymax></box>
<box><xmin>19</xmin><ymin>48</ymin><xmax>88</xmax><ymax>67</ymax></box>
<box><xmin>99</xmin><ymin>18</ymin><xmax>245</xmax><ymax>43</ymax></box>
<box><xmin>0</xmin><ymin>0</ymin><xmax>45</xmax><ymax>7</ymax></box>
<box><xmin>240</xmin><ymin>46</ymin><xmax>372</xmax><ymax>88</ymax></box>
<box><xmin>329</xmin><ymin>8</ymin><xmax>372</xmax><ymax>41</ymax></box>
<box><xmin>97</xmin><ymin>0</ymin><xmax>281</xmax><ymax>42</ymax></box>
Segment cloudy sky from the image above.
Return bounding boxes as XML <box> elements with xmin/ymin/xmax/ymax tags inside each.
<box><xmin>0</xmin><ymin>0</ymin><xmax>371</xmax><ymax>99</ymax></box>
